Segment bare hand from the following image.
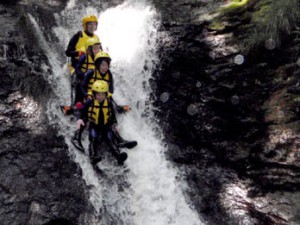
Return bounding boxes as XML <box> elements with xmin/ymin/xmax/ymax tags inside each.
<box><xmin>76</xmin><ymin>119</ymin><xmax>85</xmax><ymax>129</ymax></box>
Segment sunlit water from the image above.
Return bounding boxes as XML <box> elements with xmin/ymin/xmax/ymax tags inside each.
<box><xmin>28</xmin><ymin>0</ymin><xmax>205</xmax><ymax>224</ymax></box>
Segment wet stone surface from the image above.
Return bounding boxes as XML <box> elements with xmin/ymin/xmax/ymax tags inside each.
<box><xmin>0</xmin><ymin>2</ymin><xmax>95</xmax><ymax>225</ymax></box>
<box><xmin>153</xmin><ymin>0</ymin><xmax>300</xmax><ymax>224</ymax></box>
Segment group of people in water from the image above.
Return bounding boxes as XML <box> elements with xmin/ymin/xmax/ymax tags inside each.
<box><xmin>63</xmin><ymin>15</ymin><xmax>137</xmax><ymax>166</ymax></box>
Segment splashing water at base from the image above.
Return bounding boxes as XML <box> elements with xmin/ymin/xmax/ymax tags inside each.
<box><xmin>29</xmin><ymin>0</ymin><xmax>205</xmax><ymax>224</ymax></box>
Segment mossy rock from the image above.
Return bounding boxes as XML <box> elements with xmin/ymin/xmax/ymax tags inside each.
<box><xmin>207</xmin><ymin>19</ymin><xmax>226</xmax><ymax>31</ymax></box>
<box><xmin>291</xmin><ymin>96</ymin><xmax>300</xmax><ymax>103</ymax></box>
<box><xmin>207</xmin><ymin>0</ymin><xmax>300</xmax><ymax>53</ymax></box>
<box><xmin>219</xmin><ymin>0</ymin><xmax>250</xmax><ymax>16</ymax></box>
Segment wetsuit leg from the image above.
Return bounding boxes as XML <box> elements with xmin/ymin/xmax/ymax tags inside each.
<box><xmin>71</xmin><ymin>125</ymin><xmax>85</xmax><ymax>152</ymax></box>
<box><xmin>71</xmin><ymin>58</ymin><xmax>78</xmax><ymax>68</ymax></box>
<box><xmin>110</xmin><ymin>124</ymin><xmax>138</xmax><ymax>149</ymax></box>
<box><xmin>111</xmin><ymin>124</ymin><xmax>124</xmax><ymax>144</ymax></box>
<box><xmin>74</xmin><ymin>81</ymin><xmax>85</xmax><ymax>104</ymax></box>
<box><xmin>105</xmin><ymin>128</ymin><xmax>127</xmax><ymax>165</ymax></box>
<box><xmin>89</xmin><ymin>127</ymin><xmax>102</xmax><ymax>164</ymax></box>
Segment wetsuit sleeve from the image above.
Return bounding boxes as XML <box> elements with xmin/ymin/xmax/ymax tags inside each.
<box><xmin>107</xmin><ymin>98</ymin><xmax>118</xmax><ymax>125</ymax></box>
<box><xmin>75</xmin><ymin>54</ymin><xmax>86</xmax><ymax>79</ymax></box>
<box><xmin>78</xmin><ymin>98</ymin><xmax>92</xmax><ymax>120</ymax></box>
<box><xmin>65</xmin><ymin>31</ymin><xmax>81</xmax><ymax>57</ymax></box>
<box><xmin>109</xmin><ymin>70</ymin><xmax>114</xmax><ymax>94</ymax></box>
<box><xmin>80</xmin><ymin>69</ymin><xmax>94</xmax><ymax>98</ymax></box>
<box><xmin>110</xmin><ymin>97</ymin><xmax>126</xmax><ymax>114</ymax></box>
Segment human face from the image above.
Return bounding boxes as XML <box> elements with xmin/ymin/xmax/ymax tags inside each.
<box><xmin>95</xmin><ymin>92</ymin><xmax>106</xmax><ymax>103</ymax></box>
<box><xmin>99</xmin><ymin>61</ymin><xmax>109</xmax><ymax>74</ymax></box>
<box><xmin>92</xmin><ymin>44</ymin><xmax>101</xmax><ymax>56</ymax></box>
<box><xmin>86</xmin><ymin>22</ymin><xmax>97</xmax><ymax>34</ymax></box>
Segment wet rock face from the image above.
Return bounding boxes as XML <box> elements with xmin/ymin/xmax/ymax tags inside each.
<box><xmin>153</xmin><ymin>0</ymin><xmax>300</xmax><ymax>224</ymax></box>
<box><xmin>0</xmin><ymin>3</ymin><xmax>94</xmax><ymax>225</ymax></box>
<box><xmin>152</xmin><ymin>0</ymin><xmax>223</xmax><ymax>24</ymax></box>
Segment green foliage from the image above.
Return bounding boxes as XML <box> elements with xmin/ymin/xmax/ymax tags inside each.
<box><xmin>208</xmin><ymin>0</ymin><xmax>300</xmax><ymax>51</ymax></box>
<box><xmin>243</xmin><ymin>0</ymin><xmax>300</xmax><ymax>50</ymax></box>
<box><xmin>208</xmin><ymin>19</ymin><xmax>225</xmax><ymax>31</ymax></box>
<box><xmin>208</xmin><ymin>0</ymin><xmax>250</xmax><ymax>31</ymax></box>
<box><xmin>220</xmin><ymin>0</ymin><xmax>249</xmax><ymax>15</ymax></box>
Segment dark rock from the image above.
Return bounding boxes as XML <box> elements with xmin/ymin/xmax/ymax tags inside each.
<box><xmin>0</xmin><ymin>3</ymin><xmax>94</xmax><ymax>225</ymax></box>
<box><xmin>154</xmin><ymin>0</ymin><xmax>300</xmax><ymax>224</ymax></box>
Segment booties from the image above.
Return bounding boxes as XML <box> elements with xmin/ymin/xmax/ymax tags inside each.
<box><xmin>71</xmin><ymin>130</ymin><xmax>84</xmax><ymax>152</ymax></box>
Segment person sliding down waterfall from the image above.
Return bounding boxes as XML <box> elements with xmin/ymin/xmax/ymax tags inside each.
<box><xmin>62</xmin><ymin>15</ymin><xmax>102</xmax><ymax>115</ymax></box>
<box><xmin>75</xmin><ymin>80</ymin><xmax>137</xmax><ymax>165</ymax></box>
<box><xmin>61</xmin><ymin>38</ymin><xmax>101</xmax><ymax>115</ymax></box>
<box><xmin>71</xmin><ymin>51</ymin><xmax>115</xmax><ymax>151</ymax></box>
<box><xmin>65</xmin><ymin>15</ymin><xmax>102</xmax><ymax>68</ymax></box>
<box><xmin>81</xmin><ymin>51</ymin><xmax>114</xmax><ymax>95</ymax></box>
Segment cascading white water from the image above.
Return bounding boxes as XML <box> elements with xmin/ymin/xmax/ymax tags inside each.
<box><xmin>29</xmin><ymin>0</ymin><xmax>205</xmax><ymax>224</ymax></box>
<box><xmin>98</xmin><ymin>2</ymin><xmax>204</xmax><ymax>225</ymax></box>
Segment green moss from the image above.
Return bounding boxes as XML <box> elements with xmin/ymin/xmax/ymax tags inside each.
<box><xmin>292</xmin><ymin>96</ymin><xmax>300</xmax><ymax>103</ymax></box>
<box><xmin>243</xmin><ymin>0</ymin><xmax>300</xmax><ymax>50</ymax></box>
<box><xmin>207</xmin><ymin>20</ymin><xmax>225</xmax><ymax>31</ymax></box>
<box><xmin>208</xmin><ymin>0</ymin><xmax>300</xmax><ymax>52</ymax></box>
<box><xmin>220</xmin><ymin>0</ymin><xmax>250</xmax><ymax>15</ymax></box>
<box><xmin>207</xmin><ymin>0</ymin><xmax>251</xmax><ymax>32</ymax></box>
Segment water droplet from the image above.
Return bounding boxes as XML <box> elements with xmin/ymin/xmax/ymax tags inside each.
<box><xmin>296</xmin><ymin>58</ymin><xmax>300</xmax><ymax>67</ymax></box>
<box><xmin>187</xmin><ymin>104</ymin><xmax>198</xmax><ymax>115</ymax></box>
<box><xmin>160</xmin><ymin>92</ymin><xmax>170</xmax><ymax>103</ymax></box>
<box><xmin>196</xmin><ymin>81</ymin><xmax>202</xmax><ymax>88</ymax></box>
<box><xmin>234</xmin><ymin>54</ymin><xmax>244</xmax><ymax>65</ymax></box>
<box><xmin>265</xmin><ymin>38</ymin><xmax>276</xmax><ymax>50</ymax></box>
<box><xmin>231</xmin><ymin>95</ymin><xmax>240</xmax><ymax>105</ymax></box>
<box><xmin>209</xmin><ymin>51</ymin><xmax>216</xmax><ymax>59</ymax></box>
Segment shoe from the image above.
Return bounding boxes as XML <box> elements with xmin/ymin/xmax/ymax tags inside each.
<box><xmin>117</xmin><ymin>152</ymin><xmax>128</xmax><ymax>165</ymax></box>
<box><xmin>91</xmin><ymin>156</ymin><xmax>102</xmax><ymax>165</ymax></box>
<box><xmin>71</xmin><ymin>136</ymin><xmax>84</xmax><ymax>152</ymax></box>
<box><xmin>117</xmin><ymin>141</ymin><xmax>137</xmax><ymax>149</ymax></box>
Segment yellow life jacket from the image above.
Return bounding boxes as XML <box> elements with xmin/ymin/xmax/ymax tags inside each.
<box><xmin>67</xmin><ymin>64</ymin><xmax>75</xmax><ymax>75</ymax></box>
<box><xmin>87</xmin><ymin>69</ymin><xmax>110</xmax><ymax>94</ymax></box>
<box><xmin>75</xmin><ymin>31</ymin><xmax>99</xmax><ymax>54</ymax></box>
<box><xmin>81</xmin><ymin>54</ymin><xmax>95</xmax><ymax>73</ymax></box>
<box><xmin>88</xmin><ymin>97</ymin><xmax>111</xmax><ymax>125</ymax></box>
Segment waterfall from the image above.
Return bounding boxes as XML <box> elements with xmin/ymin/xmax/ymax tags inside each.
<box><xmin>28</xmin><ymin>0</ymin><xmax>205</xmax><ymax>224</ymax></box>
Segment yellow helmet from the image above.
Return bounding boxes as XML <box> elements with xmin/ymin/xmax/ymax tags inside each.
<box><xmin>92</xmin><ymin>80</ymin><xmax>109</xmax><ymax>93</ymax></box>
<box><xmin>94</xmin><ymin>51</ymin><xmax>111</xmax><ymax>63</ymax></box>
<box><xmin>82</xmin><ymin>15</ymin><xmax>98</xmax><ymax>30</ymax></box>
<box><xmin>85</xmin><ymin>38</ymin><xmax>101</xmax><ymax>51</ymax></box>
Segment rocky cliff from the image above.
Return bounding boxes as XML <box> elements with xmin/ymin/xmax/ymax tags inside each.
<box><xmin>2</xmin><ymin>0</ymin><xmax>300</xmax><ymax>224</ymax></box>
<box><xmin>153</xmin><ymin>0</ymin><xmax>300</xmax><ymax>224</ymax></box>
<box><xmin>0</xmin><ymin>1</ymin><xmax>95</xmax><ymax>224</ymax></box>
